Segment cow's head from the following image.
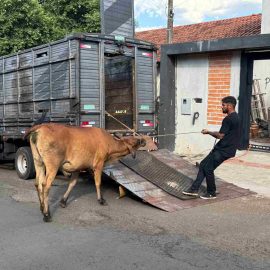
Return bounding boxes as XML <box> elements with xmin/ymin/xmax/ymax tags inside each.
<box><xmin>139</xmin><ymin>135</ymin><xmax>158</xmax><ymax>151</ymax></box>
<box><xmin>121</xmin><ymin>136</ymin><xmax>146</xmax><ymax>158</ymax></box>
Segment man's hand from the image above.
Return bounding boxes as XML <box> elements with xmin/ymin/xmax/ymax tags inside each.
<box><xmin>201</xmin><ymin>129</ymin><xmax>224</xmax><ymax>139</ymax></box>
<box><xmin>201</xmin><ymin>129</ymin><xmax>209</xmax><ymax>134</ymax></box>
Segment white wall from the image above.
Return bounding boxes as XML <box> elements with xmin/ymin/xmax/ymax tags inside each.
<box><xmin>253</xmin><ymin>60</ymin><xmax>270</xmax><ymax>112</ymax></box>
<box><xmin>230</xmin><ymin>51</ymin><xmax>241</xmax><ymax>112</ymax></box>
<box><xmin>262</xmin><ymin>0</ymin><xmax>270</xmax><ymax>34</ymax></box>
<box><xmin>258</xmin><ymin>0</ymin><xmax>270</xmax><ymax>115</ymax></box>
<box><xmin>174</xmin><ymin>52</ymin><xmax>241</xmax><ymax>155</ymax></box>
<box><xmin>175</xmin><ymin>54</ymin><xmax>214</xmax><ymax>155</ymax></box>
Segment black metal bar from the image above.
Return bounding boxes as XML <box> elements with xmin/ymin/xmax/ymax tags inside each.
<box><xmin>159</xmin><ymin>51</ymin><xmax>175</xmax><ymax>151</ymax></box>
<box><xmin>162</xmin><ymin>34</ymin><xmax>270</xmax><ymax>56</ymax></box>
<box><xmin>238</xmin><ymin>53</ymin><xmax>253</xmax><ymax>149</ymax></box>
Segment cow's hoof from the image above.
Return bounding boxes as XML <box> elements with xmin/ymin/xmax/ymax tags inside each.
<box><xmin>98</xmin><ymin>198</ymin><xmax>107</xmax><ymax>206</ymax></box>
<box><xmin>60</xmin><ymin>198</ymin><xmax>67</xmax><ymax>208</ymax></box>
<box><xmin>43</xmin><ymin>214</ymin><xmax>52</xmax><ymax>223</ymax></box>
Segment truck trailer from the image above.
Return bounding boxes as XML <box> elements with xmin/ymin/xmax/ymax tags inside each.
<box><xmin>0</xmin><ymin>33</ymin><xmax>157</xmax><ymax>179</ymax></box>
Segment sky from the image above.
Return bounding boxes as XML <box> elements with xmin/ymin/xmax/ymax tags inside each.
<box><xmin>135</xmin><ymin>0</ymin><xmax>262</xmax><ymax>32</ymax></box>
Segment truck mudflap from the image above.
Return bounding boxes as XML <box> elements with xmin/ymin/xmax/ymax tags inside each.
<box><xmin>103</xmin><ymin>149</ymin><xmax>254</xmax><ymax>212</ymax></box>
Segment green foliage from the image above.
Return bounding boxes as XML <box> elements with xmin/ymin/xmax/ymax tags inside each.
<box><xmin>0</xmin><ymin>0</ymin><xmax>57</xmax><ymax>55</ymax></box>
<box><xmin>0</xmin><ymin>0</ymin><xmax>101</xmax><ymax>56</ymax></box>
<box><xmin>41</xmin><ymin>0</ymin><xmax>100</xmax><ymax>37</ymax></box>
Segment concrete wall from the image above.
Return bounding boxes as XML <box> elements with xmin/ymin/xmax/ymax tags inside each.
<box><xmin>174</xmin><ymin>51</ymin><xmax>241</xmax><ymax>155</ymax></box>
<box><xmin>230</xmin><ymin>51</ymin><xmax>241</xmax><ymax>111</ymax></box>
<box><xmin>257</xmin><ymin>0</ymin><xmax>270</xmax><ymax>114</ymax></box>
<box><xmin>253</xmin><ymin>60</ymin><xmax>270</xmax><ymax>112</ymax></box>
<box><xmin>261</xmin><ymin>0</ymin><xmax>270</xmax><ymax>34</ymax></box>
<box><xmin>175</xmin><ymin>54</ymin><xmax>212</xmax><ymax>155</ymax></box>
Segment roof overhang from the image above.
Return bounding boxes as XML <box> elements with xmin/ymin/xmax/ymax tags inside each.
<box><xmin>161</xmin><ymin>34</ymin><xmax>270</xmax><ymax>56</ymax></box>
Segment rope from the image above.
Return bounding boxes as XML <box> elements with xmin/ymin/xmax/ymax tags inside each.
<box><xmin>105</xmin><ymin>111</ymin><xmax>140</xmax><ymax>136</ymax></box>
<box><xmin>105</xmin><ymin>110</ymin><xmax>202</xmax><ymax>137</ymax></box>
<box><xmin>152</xmin><ymin>132</ymin><xmax>201</xmax><ymax>137</ymax></box>
<box><xmin>105</xmin><ymin>110</ymin><xmax>254</xmax><ymax>162</ymax></box>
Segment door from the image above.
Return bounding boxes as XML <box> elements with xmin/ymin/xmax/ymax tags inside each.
<box><xmin>104</xmin><ymin>55</ymin><xmax>134</xmax><ymax>131</ymax></box>
<box><xmin>175</xmin><ymin>54</ymin><xmax>210</xmax><ymax>154</ymax></box>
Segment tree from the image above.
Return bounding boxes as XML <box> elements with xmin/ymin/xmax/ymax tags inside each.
<box><xmin>0</xmin><ymin>0</ymin><xmax>101</xmax><ymax>56</ymax></box>
<box><xmin>0</xmin><ymin>0</ymin><xmax>57</xmax><ymax>55</ymax></box>
<box><xmin>41</xmin><ymin>0</ymin><xmax>100</xmax><ymax>36</ymax></box>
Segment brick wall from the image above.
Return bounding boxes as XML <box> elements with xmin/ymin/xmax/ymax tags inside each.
<box><xmin>207</xmin><ymin>52</ymin><xmax>232</xmax><ymax>125</ymax></box>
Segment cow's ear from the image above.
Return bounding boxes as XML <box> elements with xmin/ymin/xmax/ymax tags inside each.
<box><xmin>140</xmin><ymin>138</ymin><xmax>146</xmax><ymax>147</ymax></box>
<box><xmin>135</xmin><ymin>138</ymin><xmax>146</xmax><ymax>147</ymax></box>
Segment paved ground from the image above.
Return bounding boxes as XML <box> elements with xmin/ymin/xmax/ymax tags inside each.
<box><xmin>0</xmin><ymin>150</ymin><xmax>269</xmax><ymax>269</ymax></box>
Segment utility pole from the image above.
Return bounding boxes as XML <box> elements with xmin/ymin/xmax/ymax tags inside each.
<box><xmin>166</xmin><ymin>0</ymin><xmax>174</xmax><ymax>43</ymax></box>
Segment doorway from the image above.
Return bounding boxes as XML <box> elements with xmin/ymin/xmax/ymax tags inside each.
<box><xmin>239</xmin><ymin>52</ymin><xmax>270</xmax><ymax>150</ymax></box>
<box><xmin>250</xmin><ymin>59</ymin><xmax>270</xmax><ymax>145</ymax></box>
<box><xmin>104</xmin><ymin>55</ymin><xmax>135</xmax><ymax>131</ymax></box>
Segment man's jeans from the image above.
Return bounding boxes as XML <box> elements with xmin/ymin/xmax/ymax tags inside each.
<box><xmin>191</xmin><ymin>150</ymin><xmax>229</xmax><ymax>195</ymax></box>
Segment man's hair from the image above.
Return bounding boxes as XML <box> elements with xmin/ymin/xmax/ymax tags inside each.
<box><xmin>222</xmin><ymin>96</ymin><xmax>237</xmax><ymax>107</ymax></box>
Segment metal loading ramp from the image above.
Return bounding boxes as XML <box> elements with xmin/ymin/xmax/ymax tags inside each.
<box><xmin>103</xmin><ymin>149</ymin><xmax>254</xmax><ymax>212</ymax></box>
<box><xmin>120</xmin><ymin>151</ymin><xmax>206</xmax><ymax>199</ymax></box>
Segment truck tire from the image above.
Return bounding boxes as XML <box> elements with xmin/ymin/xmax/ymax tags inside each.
<box><xmin>15</xmin><ymin>147</ymin><xmax>36</xmax><ymax>180</ymax></box>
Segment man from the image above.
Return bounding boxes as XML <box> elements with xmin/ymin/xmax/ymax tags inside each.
<box><xmin>183</xmin><ymin>96</ymin><xmax>240</xmax><ymax>199</ymax></box>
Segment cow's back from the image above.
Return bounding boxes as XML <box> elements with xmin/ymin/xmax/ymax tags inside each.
<box><xmin>35</xmin><ymin>124</ymin><xmax>113</xmax><ymax>169</ymax></box>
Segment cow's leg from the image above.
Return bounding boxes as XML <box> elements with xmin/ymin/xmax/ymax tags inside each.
<box><xmin>60</xmin><ymin>172</ymin><xmax>79</xmax><ymax>208</ymax></box>
<box><xmin>42</xmin><ymin>166</ymin><xmax>58</xmax><ymax>222</ymax></box>
<box><xmin>93</xmin><ymin>161</ymin><xmax>107</xmax><ymax>205</ymax></box>
<box><xmin>34</xmin><ymin>164</ymin><xmax>46</xmax><ymax>213</ymax></box>
<box><xmin>30</xmin><ymin>141</ymin><xmax>45</xmax><ymax>213</ymax></box>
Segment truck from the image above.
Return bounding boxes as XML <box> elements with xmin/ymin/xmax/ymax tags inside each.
<box><xmin>0</xmin><ymin>33</ymin><xmax>157</xmax><ymax>179</ymax></box>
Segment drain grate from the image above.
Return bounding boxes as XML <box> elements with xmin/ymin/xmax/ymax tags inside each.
<box><xmin>250</xmin><ymin>144</ymin><xmax>270</xmax><ymax>153</ymax></box>
<box><xmin>120</xmin><ymin>151</ymin><xmax>206</xmax><ymax>200</ymax></box>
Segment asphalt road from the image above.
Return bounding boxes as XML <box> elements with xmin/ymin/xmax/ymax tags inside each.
<box><xmin>0</xmin><ymin>166</ymin><xmax>269</xmax><ymax>270</ymax></box>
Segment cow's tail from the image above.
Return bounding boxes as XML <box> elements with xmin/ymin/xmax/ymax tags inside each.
<box><xmin>24</xmin><ymin>125</ymin><xmax>45</xmax><ymax>167</ymax></box>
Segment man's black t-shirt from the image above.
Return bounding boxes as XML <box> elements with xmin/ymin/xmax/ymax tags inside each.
<box><xmin>214</xmin><ymin>112</ymin><xmax>240</xmax><ymax>158</ymax></box>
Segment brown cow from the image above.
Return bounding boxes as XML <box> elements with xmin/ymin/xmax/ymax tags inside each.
<box><xmin>24</xmin><ymin>123</ymin><xmax>146</xmax><ymax>222</ymax></box>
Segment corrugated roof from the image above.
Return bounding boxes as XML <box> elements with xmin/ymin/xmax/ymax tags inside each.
<box><xmin>136</xmin><ymin>14</ymin><xmax>262</xmax><ymax>52</ymax></box>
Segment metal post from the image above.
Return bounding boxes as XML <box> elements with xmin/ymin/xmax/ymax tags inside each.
<box><xmin>166</xmin><ymin>0</ymin><xmax>174</xmax><ymax>44</ymax></box>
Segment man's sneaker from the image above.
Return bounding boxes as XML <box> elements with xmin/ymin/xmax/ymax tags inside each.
<box><xmin>182</xmin><ymin>188</ymin><xmax>199</xmax><ymax>197</ymax></box>
<box><xmin>200</xmin><ymin>193</ymin><xmax>216</xmax><ymax>200</ymax></box>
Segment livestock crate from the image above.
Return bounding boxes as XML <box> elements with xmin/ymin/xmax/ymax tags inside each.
<box><xmin>0</xmin><ymin>33</ymin><xmax>157</xmax><ymax>137</ymax></box>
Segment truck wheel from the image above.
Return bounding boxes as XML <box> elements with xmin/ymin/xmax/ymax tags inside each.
<box><xmin>15</xmin><ymin>147</ymin><xmax>35</xmax><ymax>180</ymax></box>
